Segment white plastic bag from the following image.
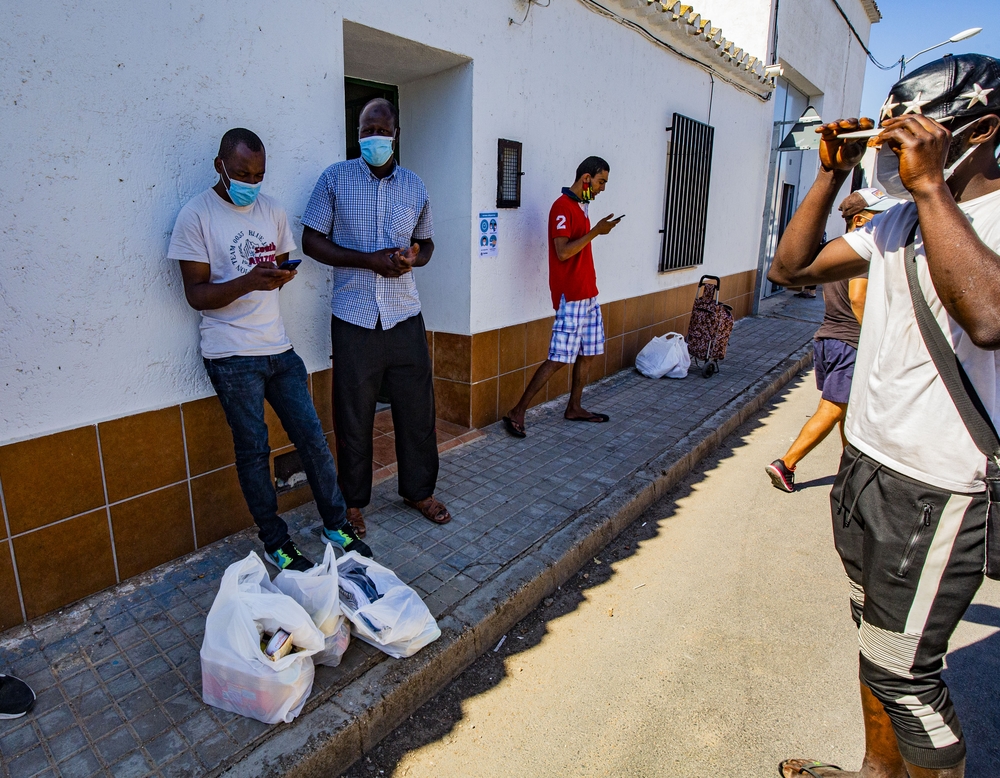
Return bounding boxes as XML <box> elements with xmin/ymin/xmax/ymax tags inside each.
<box><xmin>318</xmin><ymin>618</ymin><xmax>351</xmax><ymax>667</ymax></box>
<box><xmin>273</xmin><ymin>545</ymin><xmax>351</xmax><ymax>667</ymax></box>
<box><xmin>635</xmin><ymin>333</ymin><xmax>690</xmax><ymax>379</ymax></box>
<box><xmin>336</xmin><ymin>551</ymin><xmax>441</xmax><ymax>659</ymax></box>
<box><xmin>200</xmin><ymin>552</ymin><xmax>325</xmax><ymax>724</ymax></box>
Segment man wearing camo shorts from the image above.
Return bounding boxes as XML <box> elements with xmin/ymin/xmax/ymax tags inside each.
<box><xmin>503</xmin><ymin>156</ymin><xmax>623</xmax><ymax>438</ymax></box>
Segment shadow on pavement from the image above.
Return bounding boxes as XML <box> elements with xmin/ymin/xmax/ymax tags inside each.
<box><xmin>794</xmin><ymin>474</ymin><xmax>836</xmax><ymax>491</ymax></box>
<box><xmin>344</xmin><ymin>375</ymin><xmax>1000</xmax><ymax>778</ymax></box>
<box><xmin>342</xmin><ymin>379</ymin><xmax>806</xmax><ymax>777</ymax></box>
<box><xmin>946</xmin><ymin>603</ymin><xmax>1000</xmax><ymax>777</ymax></box>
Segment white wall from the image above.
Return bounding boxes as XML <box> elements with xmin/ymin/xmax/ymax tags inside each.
<box><xmin>0</xmin><ymin>0</ymin><xmax>867</xmax><ymax>444</ymax></box>
<box><xmin>692</xmin><ymin>0</ymin><xmax>774</xmax><ymax>56</ymax></box>
<box><xmin>777</xmin><ymin>0</ymin><xmax>872</xmax><ymax>122</ymax></box>
<box><xmin>463</xmin><ymin>0</ymin><xmax>776</xmax><ymax>333</ymax></box>
<box><xmin>0</xmin><ymin>0</ymin><xmax>345</xmax><ymax>443</ymax></box>
<box><xmin>400</xmin><ymin>64</ymin><xmax>474</xmax><ymax>335</ymax></box>
<box><xmin>773</xmin><ymin>0</ymin><xmax>873</xmax><ymax>241</ymax></box>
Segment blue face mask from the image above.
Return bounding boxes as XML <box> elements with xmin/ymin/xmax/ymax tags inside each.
<box><xmin>221</xmin><ymin>160</ymin><xmax>262</xmax><ymax>206</ymax></box>
<box><xmin>359</xmin><ymin>135</ymin><xmax>395</xmax><ymax>167</ymax></box>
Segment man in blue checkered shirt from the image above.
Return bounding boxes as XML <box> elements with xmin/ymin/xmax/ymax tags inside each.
<box><xmin>302</xmin><ymin>98</ymin><xmax>450</xmax><ymax>536</ymax></box>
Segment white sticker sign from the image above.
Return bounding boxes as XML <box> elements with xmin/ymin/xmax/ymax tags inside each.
<box><xmin>478</xmin><ymin>212</ymin><xmax>499</xmax><ymax>258</ymax></box>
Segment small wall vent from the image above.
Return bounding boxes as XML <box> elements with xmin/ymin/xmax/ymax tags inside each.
<box><xmin>496</xmin><ymin>139</ymin><xmax>523</xmax><ymax>208</ymax></box>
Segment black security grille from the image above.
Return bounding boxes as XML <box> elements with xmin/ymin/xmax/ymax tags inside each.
<box><xmin>659</xmin><ymin>113</ymin><xmax>714</xmax><ymax>271</ymax></box>
<box><xmin>497</xmin><ymin>139</ymin><xmax>523</xmax><ymax>208</ymax></box>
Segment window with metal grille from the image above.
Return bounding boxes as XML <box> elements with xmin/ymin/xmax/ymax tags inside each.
<box><xmin>659</xmin><ymin>113</ymin><xmax>715</xmax><ymax>272</ymax></box>
<box><xmin>496</xmin><ymin>139</ymin><xmax>523</xmax><ymax>208</ymax></box>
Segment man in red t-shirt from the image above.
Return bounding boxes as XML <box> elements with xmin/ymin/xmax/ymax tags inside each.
<box><xmin>503</xmin><ymin>156</ymin><xmax>623</xmax><ymax>438</ymax></box>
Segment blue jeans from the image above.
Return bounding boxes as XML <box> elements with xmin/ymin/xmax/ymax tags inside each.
<box><xmin>203</xmin><ymin>349</ymin><xmax>348</xmax><ymax>552</ymax></box>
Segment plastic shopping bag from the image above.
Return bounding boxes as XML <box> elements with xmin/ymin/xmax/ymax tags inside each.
<box><xmin>273</xmin><ymin>545</ymin><xmax>351</xmax><ymax>667</ymax></box>
<box><xmin>200</xmin><ymin>552</ymin><xmax>325</xmax><ymax>724</ymax></box>
<box><xmin>635</xmin><ymin>333</ymin><xmax>690</xmax><ymax>379</ymax></box>
<box><xmin>319</xmin><ymin>619</ymin><xmax>351</xmax><ymax>667</ymax></box>
<box><xmin>336</xmin><ymin>551</ymin><xmax>441</xmax><ymax>659</ymax></box>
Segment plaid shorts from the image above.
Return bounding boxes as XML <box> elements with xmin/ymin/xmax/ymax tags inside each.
<box><xmin>548</xmin><ymin>296</ymin><xmax>605</xmax><ymax>363</ymax></box>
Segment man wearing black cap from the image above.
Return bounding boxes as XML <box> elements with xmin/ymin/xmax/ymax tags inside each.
<box><xmin>768</xmin><ymin>54</ymin><xmax>1000</xmax><ymax>778</ymax></box>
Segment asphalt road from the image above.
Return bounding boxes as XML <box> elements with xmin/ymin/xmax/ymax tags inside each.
<box><xmin>344</xmin><ymin>373</ymin><xmax>1000</xmax><ymax>778</ymax></box>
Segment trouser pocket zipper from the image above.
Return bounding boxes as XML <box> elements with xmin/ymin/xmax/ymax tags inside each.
<box><xmin>898</xmin><ymin>503</ymin><xmax>932</xmax><ymax>578</ymax></box>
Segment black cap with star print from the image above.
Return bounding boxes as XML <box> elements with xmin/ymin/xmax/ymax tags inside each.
<box><xmin>879</xmin><ymin>53</ymin><xmax>1000</xmax><ymax>127</ymax></box>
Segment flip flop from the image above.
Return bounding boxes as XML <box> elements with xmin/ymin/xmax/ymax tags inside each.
<box><xmin>403</xmin><ymin>496</ymin><xmax>452</xmax><ymax>525</ymax></box>
<box><xmin>502</xmin><ymin>416</ymin><xmax>526</xmax><ymax>438</ymax></box>
<box><xmin>778</xmin><ymin>760</ymin><xmax>843</xmax><ymax>777</ymax></box>
<box><xmin>564</xmin><ymin>413</ymin><xmax>610</xmax><ymax>423</ymax></box>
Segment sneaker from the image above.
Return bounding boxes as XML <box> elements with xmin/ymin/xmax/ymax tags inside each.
<box><xmin>264</xmin><ymin>541</ymin><xmax>314</xmax><ymax>572</ymax></box>
<box><xmin>322</xmin><ymin>525</ymin><xmax>373</xmax><ymax>558</ymax></box>
<box><xmin>0</xmin><ymin>674</ymin><xmax>36</xmax><ymax>719</ymax></box>
<box><xmin>766</xmin><ymin>459</ymin><xmax>795</xmax><ymax>493</ymax></box>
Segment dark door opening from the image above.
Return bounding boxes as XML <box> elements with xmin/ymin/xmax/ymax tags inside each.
<box><xmin>345</xmin><ymin>77</ymin><xmax>400</xmax><ymax>164</ymax></box>
<box><xmin>766</xmin><ymin>183</ymin><xmax>798</xmax><ymax>296</ymax></box>
<box><xmin>777</xmin><ymin>183</ymin><xmax>796</xmax><ymax>238</ymax></box>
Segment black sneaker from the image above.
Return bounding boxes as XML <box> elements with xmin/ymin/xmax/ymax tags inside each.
<box><xmin>264</xmin><ymin>541</ymin><xmax>315</xmax><ymax>572</ymax></box>
<box><xmin>765</xmin><ymin>459</ymin><xmax>795</xmax><ymax>493</ymax></box>
<box><xmin>322</xmin><ymin>525</ymin><xmax>374</xmax><ymax>558</ymax></box>
<box><xmin>0</xmin><ymin>674</ymin><xmax>36</xmax><ymax>719</ymax></box>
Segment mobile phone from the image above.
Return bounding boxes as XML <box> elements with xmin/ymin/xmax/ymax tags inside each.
<box><xmin>614</xmin><ymin>214</ymin><xmax>626</xmax><ymax>221</ymax></box>
<box><xmin>278</xmin><ymin>259</ymin><xmax>302</xmax><ymax>270</ymax></box>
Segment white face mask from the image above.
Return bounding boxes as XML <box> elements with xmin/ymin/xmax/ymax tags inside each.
<box><xmin>876</xmin><ymin>118</ymin><xmax>981</xmax><ymax>201</ymax></box>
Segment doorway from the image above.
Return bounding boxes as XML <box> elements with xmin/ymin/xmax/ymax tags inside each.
<box><xmin>344</xmin><ymin>77</ymin><xmax>400</xmax><ymax>163</ymax></box>
<box><xmin>777</xmin><ymin>183</ymin><xmax>796</xmax><ymax>238</ymax></box>
<box><xmin>342</xmin><ymin>20</ymin><xmax>473</xmax><ymax>335</ymax></box>
<box><xmin>758</xmin><ymin>79</ymin><xmax>809</xmax><ymax>301</ymax></box>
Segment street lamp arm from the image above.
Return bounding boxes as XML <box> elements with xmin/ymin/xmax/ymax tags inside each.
<box><xmin>904</xmin><ymin>40</ymin><xmax>952</xmax><ymax>68</ymax></box>
<box><xmin>899</xmin><ymin>28</ymin><xmax>982</xmax><ymax>78</ymax></box>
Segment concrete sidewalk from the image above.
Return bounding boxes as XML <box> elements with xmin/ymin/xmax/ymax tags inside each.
<box><xmin>0</xmin><ymin>292</ymin><xmax>823</xmax><ymax>778</ymax></box>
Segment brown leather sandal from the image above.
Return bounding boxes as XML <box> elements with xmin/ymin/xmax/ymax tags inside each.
<box><xmin>346</xmin><ymin>507</ymin><xmax>366</xmax><ymax>538</ymax></box>
<box><xmin>403</xmin><ymin>496</ymin><xmax>452</xmax><ymax>525</ymax></box>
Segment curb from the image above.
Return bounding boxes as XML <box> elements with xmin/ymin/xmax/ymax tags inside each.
<box><xmin>221</xmin><ymin>341</ymin><xmax>815</xmax><ymax>778</ymax></box>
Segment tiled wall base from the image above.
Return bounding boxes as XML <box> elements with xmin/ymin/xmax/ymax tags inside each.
<box><xmin>428</xmin><ymin>268</ymin><xmax>757</xmax><ymax>428</ymax></box>
<box><xmin>0</xmin><ymin>374</ymin><xmax>340</xmax><ymax>629</ymax></box>
<box><xmin>0</xmin><ymin>373</ymin><xmax>486</xmax><ymax>628</ymax></box>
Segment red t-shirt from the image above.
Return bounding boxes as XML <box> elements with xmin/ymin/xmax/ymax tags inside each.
<box><xmin>548</xmin><ymin>193</ymin><xmax>598</xmax><ymax>310</ymax></box>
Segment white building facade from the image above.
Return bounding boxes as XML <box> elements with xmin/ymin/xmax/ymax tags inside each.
<box><xmin>0</xmin><ymin>0</ymin><xmax>877</xmax><ymax>624</ymax></box>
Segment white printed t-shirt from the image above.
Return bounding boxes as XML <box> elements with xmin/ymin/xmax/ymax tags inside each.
<box><xmin>168</xmin><ymin>189</ymin><xmax>296</xmax><ymax>359</ymax></box>
<box><xmin>841</xmin><ymin>188</ymin><xmax>1000</xmax><ymax>493</ymax></box>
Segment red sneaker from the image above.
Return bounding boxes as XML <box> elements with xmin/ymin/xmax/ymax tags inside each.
<box><xmin>765</xmin><ymin>459</ymin><xmax>796</xmax><ymax>493</ymax></box>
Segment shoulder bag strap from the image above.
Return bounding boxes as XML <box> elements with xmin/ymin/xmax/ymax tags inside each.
<box><xmin>903</xmin><ymin>222</ymin><xmax>1000</xmax><ymax>469</ymax></box>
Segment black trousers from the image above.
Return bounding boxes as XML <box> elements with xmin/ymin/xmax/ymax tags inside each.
<box><xmin>331</xmin><ymin>313</ymin><xmax>438</xmax><ymax>508</ymax></box>
<box><xmin>831</xmin><ymin>444</ymin><xmax>986</xmax><ymax>770</ymax></box>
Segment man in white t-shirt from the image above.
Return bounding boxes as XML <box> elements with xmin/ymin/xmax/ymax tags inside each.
<box><xmin>169</xmin><ymin>128</ymin><xmax>371</xmax><ymax>572</ymax></box>
<box><xmin>768</xmin><ymin>55</ymin><xmax>1000</xmax><ymax>778</ymax></box>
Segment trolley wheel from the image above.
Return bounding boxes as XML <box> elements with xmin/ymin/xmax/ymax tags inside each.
<box><xmin>702</xmin><ymin>361</ymin><xmax>718</xmax><ymax>378</ymax></box>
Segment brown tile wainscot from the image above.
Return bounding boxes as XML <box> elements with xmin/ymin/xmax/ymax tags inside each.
<box><xmin>428</xmin><ymin>268</ymin><xmax>756</xmax><ymax>428</ymax></box>
<box><xmin>0</xmin><ymin>367</ymin><xmax>485</xmax><ymax>627</ymax></box>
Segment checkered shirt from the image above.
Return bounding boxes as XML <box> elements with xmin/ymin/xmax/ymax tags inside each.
<box><xmin>302</xmin><ymin>158</ymin><xmax>434</xmax><ymax>330</ymax></box>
